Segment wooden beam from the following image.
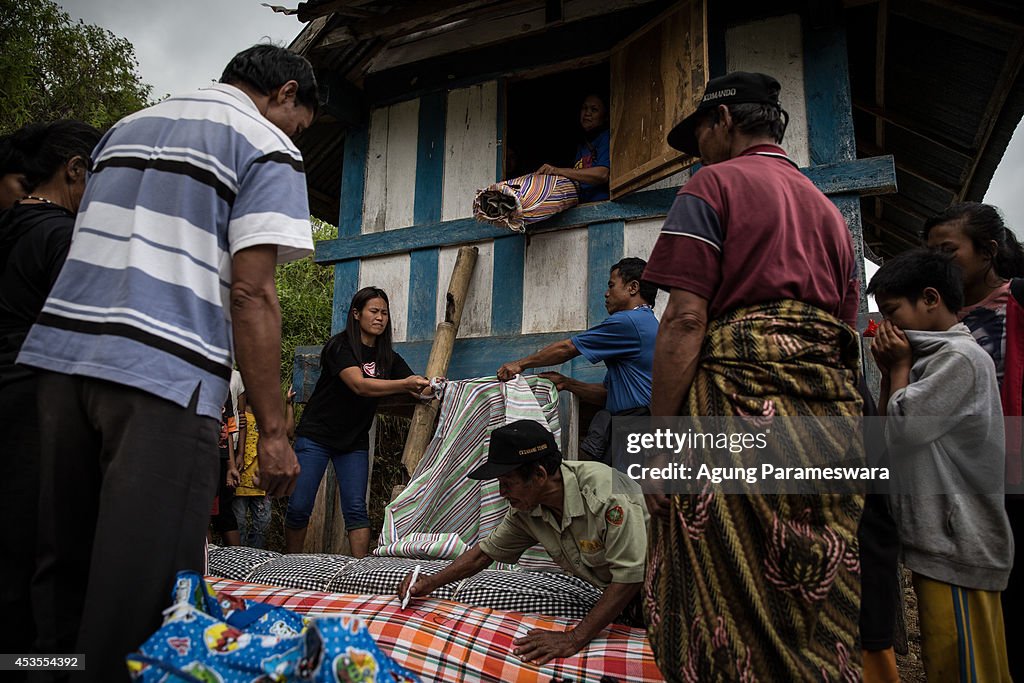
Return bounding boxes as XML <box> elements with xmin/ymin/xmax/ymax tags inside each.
<box><xmin>857</xmin><ymin>141</ymin><xmax>961</xmax><ymax>194</ymax></box>
<box><xmin>350</xmin><ymin>0</ymin><xmax>518</xmax><ymax>40</ymax></box>
<box><xmin>873</xmin><ymin>0</ymin><xmax>887</xmax><ymax>146</ymax></box>
<box><xmin>889</xmin><ymin>0</ymin><xmax>1018</xmax><ymax>49</ymax></box>
<box><xmin>297</xmin><ymin>0</ymin><xmax>375</xmax><ymax>22</ymax></box>
<box><xmin>909</xmin><ymin>0</ymin><xmax>1024</xmax><ymax>32</ymax></box>
<box><xmin>873</xmin><ymin>0</ymin><xmax>888</xmax><ymax>232</ymax></box>
<box><xmin>293</xmin><ymin>331</ymin><xmax>609</xmax><ymax>401</ymax></box>
<box><xmin>314</xmin><ymin>156</ymin><xmax>898</xmax><ymax>264</ymax></box>
<box><xmin>308</xmin><ymin>187</ymin><xmax>336</xmax><ymax>205</ymax></box>
<box><xmin>862</xmin><ymin>214</ymin><xmax>922</xmax><ymax>252</ymax></box>
<box><xmin>289</xmin><ymin>15</ymin><xmax>331</xmax><ymax>54</ymax></box>
<box><xmin>316</xmin><ymin>26</ymin><xmax>356</xmax><ymax>49</ymax></box>
<box><xmin>853</xmin><ymin>101</ymin><xmax>975</xmax><ymax>159</ymax></box>
<box><xmin>958</xmin><ymin>35</ymin><xmax>1024</xmax><ymax>200</ymax></box>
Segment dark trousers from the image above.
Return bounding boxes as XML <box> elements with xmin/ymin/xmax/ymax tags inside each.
<box><xmin>857</xmin><ymin>492</ymin><xmax>900</xmax><ymax>650</ymax></box>
<box><xmin>31</xmin><ymin>372</ymin><xmax>219</xmax><ymax>683</ymax></box>
<box><xmin>0</xmin><ymin>377</ymin><xmax>41</xmax><ymax>683</ymax></box>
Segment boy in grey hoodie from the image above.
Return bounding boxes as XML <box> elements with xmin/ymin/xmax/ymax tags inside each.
<box><xmin>868</xmin><ymin>248</ymin><xmax>1013</xmax><ymax>681</ymax></box>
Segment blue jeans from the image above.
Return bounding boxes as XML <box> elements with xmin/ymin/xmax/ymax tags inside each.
<box><xmin>285</xmin><ymin>436</ymin><xmax>370</xmax><ymax>531</ymax></box>
<box><xmin>231</xmin><ymin>495</ymin><xmax>272</xmax><ymax>548</ymax></box>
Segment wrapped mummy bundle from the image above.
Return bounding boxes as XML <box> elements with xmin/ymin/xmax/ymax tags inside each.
<box><xmin>473</xmin><ymin>172</ymin><xmax>579</xmax><ymax>232</ymax></box>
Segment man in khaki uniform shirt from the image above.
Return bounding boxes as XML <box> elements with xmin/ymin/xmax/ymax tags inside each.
<box><xmin>398</xmin><ymin>419</ymin><xmax>648</xmax><ymax>665</ymax></box>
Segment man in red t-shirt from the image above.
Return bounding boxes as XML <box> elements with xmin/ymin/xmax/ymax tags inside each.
<box><xmin>640</xmin><ymin>72</ymin><xmax>865</xmax><ymax>681</ymax></box>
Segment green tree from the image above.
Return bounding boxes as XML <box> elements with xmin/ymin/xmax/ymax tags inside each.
<box><xmin>276</xmin><ymin>217</ymin><xmax>337</xmax><ymax>384</ymax></box>
<box><xmin>0</xmin><ymin>0</ymin><xmax>152</xmax><ymax>132</ymax></box>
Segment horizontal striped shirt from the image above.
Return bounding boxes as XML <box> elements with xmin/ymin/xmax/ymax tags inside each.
<box><xmin>18</xmin><ymin>83</ymin><xmax>314</xmax><ymax>418</ymax></box>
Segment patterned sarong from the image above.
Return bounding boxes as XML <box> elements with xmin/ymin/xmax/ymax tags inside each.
<box><xmin>473</xmin><ymin>173</ymin><xmax>579</xmax><ymax>232</ymax></box>
<box><xmin>377</xmin><ymin>375</ymin><xmax>560</xmax><ymax>570</ymax></box>
<box><xmin>645</xmin><ymin>300</ymin><xmax>864</xmax><ymax>682</ymax></box>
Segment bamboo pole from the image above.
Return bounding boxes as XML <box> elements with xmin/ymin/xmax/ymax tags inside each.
<box><xmin>401</xmin><ymin>245</ymin><xmax>478</xmax><ymax>475</ymax></box>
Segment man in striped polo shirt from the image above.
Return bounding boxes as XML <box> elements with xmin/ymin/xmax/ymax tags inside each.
<box><xmin>17</xmin><ymin>45</ymin><xmax>318</xmax><ymax>680</ymax></box>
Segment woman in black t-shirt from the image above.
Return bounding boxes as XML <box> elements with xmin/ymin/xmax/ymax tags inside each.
<box><xmin>0</xmin><ymin>120</ymin><xmax>102</xmax><ymax>661</ymax></box>
<box><xmin>285</xmin><ymin>287</ymin><xmax>429</xmax><ymax>557</ymax></box>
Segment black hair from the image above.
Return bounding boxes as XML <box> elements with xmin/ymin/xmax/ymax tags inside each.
<box><xmin>220</xmin><ymin>44</ymin><xmax>319</xmax><ymax>114</ymax></box>
<box><xmin>1</xmin><ymin>133</ymin><xmax>24</xmax><ymax>175</ymax></box>
<box><xmin>8</xmin><ymin>120</ymin><xmax>102</xmax><ymax>190</ymax></box>
<box><xmin>338</xmin><ymin>286</ymin><xmax>394</xmax><ymax>376</ymax></box>
<box><xmin>867</xmin><ymin>247</ymin><xmax>964</xmax><ymax>313</ymax></box>
<box><xmin>611</xmin><ymin>257</ymin><xmax>657</xmax><ymax>305</ymax></box>
<box><xmin>512</xmin><ymin>450</ymin><xmax>563</xmax><ymax>481</ymax></box>
<box><xmin>921</xmin><ymin>202</ymin><xmax>1024</xmax><ymax>279</ymax></box>
<box><xmin>710</xmin><ymin>102</ymin><xmax>789</xmax><ymax>144</ymax></box>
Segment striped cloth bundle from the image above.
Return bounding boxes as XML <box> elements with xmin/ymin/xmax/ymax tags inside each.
<box><xmin>473</xmin><ymin>173</ymin><xmax>579</xmax><ymax>232</ymax></box>
<box><xmin>376</xmin><ymin>375</ymin><xmax>560</xmax><ymax>570</ymax></box>
<box><xmin>209</xmin><ymin>578</ymin><xmax>665</xmax><ymax>683</ymax></box>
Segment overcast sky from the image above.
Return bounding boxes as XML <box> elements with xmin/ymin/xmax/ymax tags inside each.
<box><xmin>63</xmin><ymin>0</ymin><xmax>1024</xmax><ymax>238</ymax></box>
<box><xmin>62</xmin><ymin>0</ymin><xmax>303</xmax><ymax>97</ymax></box>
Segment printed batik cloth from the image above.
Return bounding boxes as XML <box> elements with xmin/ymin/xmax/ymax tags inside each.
<box><xmin>377</xmin><ymin>375</ymin><xmax>560</xmax><ymax>571</ymax></box>
<box><xmin>473</xmin><ymin>173</ymin><xmax>578</xmax><ymax>232</ymax></box>
<box><xmin>209</xmin><ymin>577</ymin><xmax>664</xmax><ymax>683</ymax></box>
<box><xmin>645</xmin><ymin>299</ymin><xmax>865</xmax><ymax>682</ymax></box>
<box><xmin>128</xmin><ymin>571</ymin><xmax>419</xmax><ymax>682</ymax></box>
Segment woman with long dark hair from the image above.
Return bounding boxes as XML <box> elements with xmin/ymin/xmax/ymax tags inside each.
<box><xmin>285</xmin><ymin>286</ymin><xmax>429</xmax><ymax>557</ymax></box>
<box><xmin>924</xmin><ymin>201</ymin><xmax>1024</xmax><ymax>680</ymax></box>
<box><xmin>0</xmin><ymin>119</ymin><xmax>102</xmax><ymax>669</ymax></box>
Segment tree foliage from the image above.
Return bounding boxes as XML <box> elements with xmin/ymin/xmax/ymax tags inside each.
<box><xmin>276</xmin><ymin>217</ymin><xmax>337</xmax><ymax>386</ymax></box>
<box><xmin>0</xmin><ymin>0</ymin><xmax>153</xmax><ymax>133</ymax></box>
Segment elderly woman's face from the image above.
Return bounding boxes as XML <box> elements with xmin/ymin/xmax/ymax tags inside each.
<box><xmin>579</xmin><ymin>95</ymin><xmax>607</xmax><ymax>133</ymax></box>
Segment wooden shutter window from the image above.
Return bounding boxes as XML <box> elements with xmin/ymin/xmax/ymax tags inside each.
<box><xmin>609</xmin><ymin>0</ymin><xmax>708</xmax><ymax>199</ymax></box>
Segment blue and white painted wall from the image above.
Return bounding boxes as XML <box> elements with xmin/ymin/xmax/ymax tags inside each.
<box><xmin>312</xmin><ymin>11</ymin><xmax>895</xmax><ymax>389</ymax></box>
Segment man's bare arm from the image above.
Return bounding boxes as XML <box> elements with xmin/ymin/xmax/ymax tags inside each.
<box><xmin>231</xmin><ymin>244</ymin><xmax>299</xmax><ymax>498</ymax></box>
<box><xmin>497</xmin><ymin>339</ymin><xmax>580</xmax><ymax>381</ymax></box>
<box><xmin>537</xmin><ymin>371</ymin><xmax>608</xmax><ymax>407</ymax></box>
<box><xmin>646</xmin><ymin>288</ymin><xmax>709</xmax><ymax>517</ymax></box>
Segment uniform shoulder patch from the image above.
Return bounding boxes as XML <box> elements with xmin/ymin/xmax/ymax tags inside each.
<box><xmin>605</xmin><ymin>505</ymin><xmax>624</xmax><ymax>526</ymax></box>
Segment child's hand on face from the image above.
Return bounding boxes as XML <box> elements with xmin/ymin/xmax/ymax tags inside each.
<box><xmin>872</xmin><ymin>320</ymin><xmax>912</xmax><ymax>372</ymax></box>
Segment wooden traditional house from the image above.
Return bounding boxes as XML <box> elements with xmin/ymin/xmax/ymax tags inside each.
<box><xmin>285</xmin><ymin>0</ymin><xmax>1022</xmax><ymax>443</ymax></box>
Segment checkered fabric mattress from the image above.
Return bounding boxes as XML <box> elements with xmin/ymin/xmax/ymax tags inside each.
<box><xmin>208</xmin><ymin>546</ymin><xmax>602</xmax><ymax>621</ymax></box>
<box><xmin>208</xmin><ymin>577</ymin><xmax>664</xmax><ymax>683</ymax></box>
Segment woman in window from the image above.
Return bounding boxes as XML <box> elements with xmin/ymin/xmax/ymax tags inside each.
<box><xmin>284</xmin><ymin>287</ymin><xmax>429</xmax><ymax>558</ymax></box>
<box><xmin>536</xmin><ymin>93</ymin><xmax>610</xmax><ymax>203</ymax></box>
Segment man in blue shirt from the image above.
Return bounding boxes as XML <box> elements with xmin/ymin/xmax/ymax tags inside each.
<box><xmin>497</xmin><ymin>257</ymin><xmax>657</xmax><ymax>458</ymax></box>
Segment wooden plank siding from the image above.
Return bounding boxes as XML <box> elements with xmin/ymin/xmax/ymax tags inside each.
<box><xmin>295</xmin><ymin>12</ymin><xmax>897</xmax><ymax>404</ymax></box>
<box><xmin>726</xmin><ymin>14</ymin><xmax>811</xmax><ymax>169</ymax></box>
<box><xmin>315</xmin><ymin>155</ymin><xmax>896</xmax><ymax>262</ymax></box>
<box><xmin>442</xmin><ymin>82</ymin><xmax>499</xmax><ymax>221</ymax></box>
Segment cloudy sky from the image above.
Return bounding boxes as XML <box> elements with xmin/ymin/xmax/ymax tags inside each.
<box><xmin>62</xmin><ymin>0</ymin><xmax>303</xmax><ymax>98</ymax></box>
<box><xmin>63</xmin><ymin>0</ymin><xmax>1024</xmax><ymax>237</ymax></box>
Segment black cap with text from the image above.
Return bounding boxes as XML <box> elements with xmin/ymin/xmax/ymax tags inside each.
<box><xmin>467</xmin><ymin>420</ymin><xmax>560</xmax><ymax>480</ymax></box>
<box><xmin>667</xmin><ymin>71</ymin><xmax>783</xmax><ymax>157</ymax></box>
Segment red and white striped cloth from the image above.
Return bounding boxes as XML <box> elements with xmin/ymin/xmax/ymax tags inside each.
<box><xmin>208</xmin><ymin>577</ymin><xmax>665</xmax><ymax>683</ymax></box>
